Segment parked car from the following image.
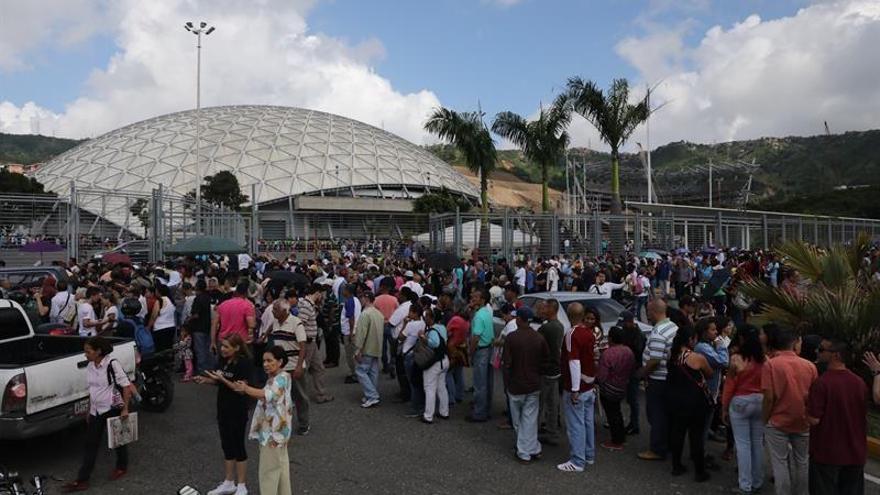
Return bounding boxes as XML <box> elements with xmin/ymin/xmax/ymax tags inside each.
<box><xmin>493</xmin><ymin>292</ymin><xmax>654</xmax><ymax>336</ymax></box>
<box><xmin>0</xmin><ymin>267</ymin><xmax>69</xmax><ymax>287</ymax></box>
<box><xmin>0</xmin><ymin>299</ymin><xmax>137</xmax><ymax>439</ymax></box>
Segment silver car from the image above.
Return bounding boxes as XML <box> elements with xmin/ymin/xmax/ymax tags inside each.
<box><xmin>493</xmin><ymin>292</ymin><xmax>654</xmax><ymax>335</ymax></box>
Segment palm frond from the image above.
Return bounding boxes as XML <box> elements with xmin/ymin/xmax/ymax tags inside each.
<box><xmin>774</xmin><ymin>240</ymin><xmax>824</xmax><ymax>282</ymax></box>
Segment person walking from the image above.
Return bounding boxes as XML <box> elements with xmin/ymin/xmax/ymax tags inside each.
<box><xmin>466</xmin><ymin>289</ymin><xmax>494</xmax><ymax>422</ymax></box>
<box><xmin>354</xmin><ymin>291</ymin><xmax>384</xmax><ymax>408</ymax></box>
<box><xmin>557</xmin><ymin>302</ymin><xmax>597</xmax><ymax>472</ymax></box>
<box><xmin>231</xmin><ymin>346</ymin><xmax>294</xmax><ymax>495</ymax></box>
<box><xmin>666</xmin><ymin>326</ymin><xmax>713</xmax><ymax>482</ymax></box>
<box><xmin>299</xmin><ymin>284</ymin><xmax>333</xmax><ymax>403</ymax></box>
<box><xmin>61</xmin><ymin>337</ymin><xmax>132</xmax><ymax>493</ymax></box>
<box><xmin>537</xmin><ymin>299</ymin><xmax>564</xmax><ymax>445</ymax></box>
<box><xmin>762</xmin><ymin>327</ymin><xmax>818</xmax><ymax>495</ymax></box>
<box><xmin>195</xmin><ymin>335</ymin><xmax>256</xmax><ymax>495</ymax></box>
<box><xmin>638</xmin><ymin>300</ymin><xmax>679</xmax><ymax>461</ymax></box>
<box><xmin>597</xmin><ymin>326</ymin><xmax>635</xmax><ymax>451</ymax></box>
<box><xmin>502</xmin><ymin>306</ymin><xmax>549</xmax><ymax>464</ymax></box>
<box><xmin>420</xmin><ymin>307</ymin><xmax>449</xmax><ymax>423</ymax></box>
<box><xmin>807</xmin><ymin>339</ymin><xmax>867</xmax><ymax>495</ymax></box>
<box><xmin>265</xmin><ymin>299</ymin><xmax>310</xmax><ymax>435</ymax></box>
<box><xmin>721</xmin><ymin>324</ymin><xmax>766</xmax><ymax>494</ymax></box>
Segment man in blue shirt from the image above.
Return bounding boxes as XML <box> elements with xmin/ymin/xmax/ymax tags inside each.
<box><xmin>467</xmin><ymin>289</ymin><xmax>495</xmax><ymax>422</ymax></box>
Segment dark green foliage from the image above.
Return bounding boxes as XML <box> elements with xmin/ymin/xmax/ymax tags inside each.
<box><xmin>0</xmin><ymin>133</ymin><xmax>81</xmax><ymax>165</ymax></box>
<box><xmin>185</xmin><ymin>171</ymin><xmax>250</xmax><ymax>210</ymax></box>
<box><xmin>0</xmin><ymin>168</ymin><xmax>49</xmax><ymax>194</ymax></box>
<box><xmin>412</xmin><ymin>187</ymin><xmax>472</xmax><ymax>214</ymax></box>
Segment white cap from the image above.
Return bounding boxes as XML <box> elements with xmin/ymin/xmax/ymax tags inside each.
<box><xmin>404</xmin><ymin>270</ymin><xmax>414</xmax><ymax>278</ymax></box>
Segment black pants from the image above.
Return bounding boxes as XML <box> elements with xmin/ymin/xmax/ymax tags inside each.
<box><xmin>809</xmin><ymin>461</ymin><xmax>864</xmax><ymax>495</ymax></box>
<box><xmin>251</xmin><ymin>342</ymin><xmax>267</xmax><ymax>387</ymax></box>
<box><xmin>602</xmin><ymin>395</ymin><xmax>626</xmax><ymax>445</ymax></box>
<box><xmin>218</xmin><ymin>410</ymin><xmax>249</xmax><ymax>462</ymax></box>
<box><xmin>153</xmin><ymin>327</ymin><xmax>176</xmax><ymax>352</ymax></box>
<box><xmin>324</xmin><ymin>328</ymin><xmax>340</xmax><ymax>366</ymax></box>
<box><xmin>77</xmin><ymin>410</ymin><xmax>128</xmax><ymax>482</ymax></box>
<box><xmin>674</xmin><ymin>281</ymin><xmax>689</xmax><ymax>299</ymax></box>
<box><xmin>668</xmin><ymin>406</ymin><xmax>708</xmax><ymax>474</ymax></box>
<box><xmin>394</xmin><ymin>351</ymin><xmax>410</xmax><ymax>401</ymax></box>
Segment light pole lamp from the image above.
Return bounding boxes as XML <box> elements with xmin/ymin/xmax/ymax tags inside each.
<box><xmin>184</xmin><ymin>21</ymin><xmax>215</xmax><ymax>233</ymax></box>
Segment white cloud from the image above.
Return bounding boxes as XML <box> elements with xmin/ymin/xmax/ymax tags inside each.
<box><xmin>0</xmin><ymin>0</ymin><xmax>441</xmax><ymax>144</ymax></box>
<box><xmin>604</xmin><ymin>0</ymin><xmax>880</xmax><ymax>149</ymax></box>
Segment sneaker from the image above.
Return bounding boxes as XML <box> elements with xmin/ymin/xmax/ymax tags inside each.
<box><xmin>556</xmin><ymin>461</ymin><xmax>584</xmax><ymax>472</ymax></box>
<box><xmin>420</xmin><ymin>416</ymin><xmax>434</xmax><ymax>424</ymax></box>
<box><xmin>600</xmin><ymin>441</ymin><xmax>624</xmax><ymax>451</ymax></box>
<box><xmin>207</xmin><ymin>480</ymin><xmax>237</xmax><ymax>495</ymax></box>
<box><xmin>361</xmin><ymin>398</ymin><xmax>380</xmax><ymax>408</ymax></box>
<box><xmin>297</xmin><ymin>426</ymin><xmax>311</xmax><ymax>436</ymax></box>
<box><xmin>235</xmin><ymin>484</ymin><xmax>249</xmax><ymax>495</ymax></box>
<box><xmin>109</xmin><ymin>468</ymin><xmax>127</xmax><ymax>481</ymax></box>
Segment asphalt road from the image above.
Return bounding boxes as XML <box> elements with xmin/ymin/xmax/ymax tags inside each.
<box><xmin>3</xmin><ymin>364</ymin><xmax>880</xmax><ymax>495</ymax></box>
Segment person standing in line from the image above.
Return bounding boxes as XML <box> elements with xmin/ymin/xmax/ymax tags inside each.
<box><xmin>420</xmin><ymin>307</ymin><xmax>449</xmax><ymax>423</ymax></box>
<box><xmin>761</xmin><ymin>327</ymin><xmax>818</xmax><ymax>495</ymax></box>
<box><xmin>399</xmin><ymin>302</ymin><xmax>427</xmax><ymax>418</ymax></box>
<box><xmin>231</xmin><ymin>347</ymin><xmax>294</xmax><ymax>495</ymax></box>
<box><xmin>373</xmin><ymin>282</ymin><xmax>399</xmax><ymax>376</ymax></box>
<box><xmin>637</xmin><ymin>299</ymin><xmax>679</xmax><ymax>461</ymax></box>
<box><xmin>265</xmin><ymin>300</ymin><xmax>310</xmax><ymax>436</ymax></box>
<box><xmin>557</xmin><ymin>303</ymin><xmax>597</xmax><ymax>473</ymax></box>
<box><xmin>148</xmin><ymin>284</ymin><xmax>177</xmax><ymax>351</ymax></box>
<box><xmin>466</xmin><ymin>289</ymin><xmax>494</xmax><ymax>423</ymax></box>
<box><xmin>693</xmin><ymin>317</ymin><xmax>729</xmax><ymax>457</ymax></box>
<box><xmin>61</xmin><ymin>337</ymin><xmax>132</xmax><ymax>493</ymax></box>
<box><xmin>445</xmin><ymin>301</ymin><xmax>470</xmax><ymax>407</ymax></box>
<box><xmin>502</xmin><ymin>307</ymin><xmax>549</xmax><ymax>464</ymax></box>
<box><xmin>212</xmin><ymin>283</ymin><xmax>257</xmax><ymax>352</ymax></box>
<box><xmin>339</xmin><ymin>284</ymin><xmax>361</xmax><ymax>384</ymax></box>
<box><xmin>195</xmin><ymin>335</ymin><xmax>255</xmax><ymax>495</ymax></box>
<box><xmin>618</xmin><ymin>311</ymin><xmax>645</xmax><ymax>436</ymax></box>
<box><xmin>536</xmin><ymin>299</ymin><xmax>564</xmax><ymax>445</ymax></box>
<box><xmin>189</xmin><ymin>279</ymin><xmax>215</xmax><ymax>373</ymax></box>
<box><xmin>807</xmin><ymin>339</ymin><xmax>867</xmax><ymax>495</ymax></box>
<box><xmin>77</xmin><ymin>287</ymin><xmax>102</xmax><ymax>337</ymax></box>
<box><xmin>354</xmin><ymin>291</ymin><xmax>385</xmax><ymax>409</ymax></box>
<box><xmin>390</xmin><ymin>287</ymin><xmax>416</xmax><ymax>400</ymax></box>
<box><xmin>597</xmin><ymin>326</ymin><xmax>635</xmax><ymax>451</ymax></box>
<box><xmin>721</xmin><ymin>325</ymin><xmax>766</xmax><ymax>495</ymax></box>
<box><xmin>299</xmin><ymin>284</ymin><xmax>333</xmax><ymax>403</ymax></box>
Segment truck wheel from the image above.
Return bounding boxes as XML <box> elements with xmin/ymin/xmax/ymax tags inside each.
<box><xmin>140</xmin><ymin>371</ymin><xmax>174</xmax><ymax>412</ymax></box>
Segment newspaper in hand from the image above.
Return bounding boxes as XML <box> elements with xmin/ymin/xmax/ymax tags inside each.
<box><xmin>107</xmin><ymin>412</ymin><xmax>138</xmax><ymax>449</ymax></box>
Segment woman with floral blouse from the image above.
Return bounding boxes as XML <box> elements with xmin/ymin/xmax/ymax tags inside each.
<box><xmin>231</xmin><ymin>346</ymin><xmax>293</xmax><ymax>495</ymax></box>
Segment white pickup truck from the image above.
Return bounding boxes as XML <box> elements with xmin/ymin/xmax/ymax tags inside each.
<box><xmin>0</xmin><ymin>299</ymin><xmax>137</xmax><ymax>440</ymax></box>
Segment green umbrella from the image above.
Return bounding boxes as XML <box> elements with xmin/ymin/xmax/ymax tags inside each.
<box><xmin>165</xmin><ymin>236</ymin><xmax>245</xmax><ymax>255</ymax></box>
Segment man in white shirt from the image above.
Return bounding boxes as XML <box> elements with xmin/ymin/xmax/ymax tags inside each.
<box><xmin>49</xmin><ymin>280</ymin><xmax>75</xmax><ymax>326</ymax></box>
<box><xmin>402</xmin><ymin>271</ymin><xmax>424</xmax><ymax>298</ymax></box>
<box><xmin>77</xmin><ymin>287</ymin><xmax>102</xmax><ymax>337</ymax></box>
<box><xmin>389</xmin><ymin>287</ymin><xmax>416</xmax><ymax>400</ymax></box>
<box><xmin>546</xmin><ymin>262</ymin><xmax>560</xmax><ymax>292</ymax></box>
<box><xmin>514</xmin><ymin>262</ymin><xmax>527</xmax><ymax>295</ymax></box>
<box><xmin>268</xmin><ymin>299</ymin><xmax>310</xmax><ymax>435</ymax></box>
<box><xmin>587</xmin><ymin>271</ymin><xmax>625</xmax><ymax>298</ymax></box>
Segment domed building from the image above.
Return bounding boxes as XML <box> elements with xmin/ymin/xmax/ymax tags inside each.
<box><xmin>34</xmin><ymin>105</ymin><xmax>478</xmax><ymax>244</ymax></box>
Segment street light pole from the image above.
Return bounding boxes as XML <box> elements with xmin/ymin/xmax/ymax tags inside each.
<box><xmin>184</xmin><ymin>21</ymin><xmax>215</xmax><ymax>234</ymax></box>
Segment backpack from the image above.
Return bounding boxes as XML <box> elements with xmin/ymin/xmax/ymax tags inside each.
<box><xmin>414</xmin><ymin>328</ymin><xmax>447</xmax><ymax>370</ymax></box>
<box><xmin>122</xmin><ymin>316</ymin><xmax>155</xmax><ymax>357</ymax></box>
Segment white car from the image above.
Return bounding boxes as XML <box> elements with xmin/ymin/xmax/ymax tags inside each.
<box><xmin>493</xmin><ymin>292</ymin><xmax>654</xmax><ymax>335</ymax></box>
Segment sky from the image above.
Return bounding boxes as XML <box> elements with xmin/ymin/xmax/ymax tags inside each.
<box><xmin>1</xmin><ymin>0</ymin><xmax>879</xmax><ymax>151</ymax></box>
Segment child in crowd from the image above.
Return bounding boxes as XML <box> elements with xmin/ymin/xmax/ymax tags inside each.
<box><xmin>175</xmin><ymin>326</ymin><xmax>194</xmax><ymax>382</ymax></box>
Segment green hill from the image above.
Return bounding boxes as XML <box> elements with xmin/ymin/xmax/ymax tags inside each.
<box><xmin>0</xmin><ymin>133</ymin><xmax>81</xmax><ymax>165</ymax></box>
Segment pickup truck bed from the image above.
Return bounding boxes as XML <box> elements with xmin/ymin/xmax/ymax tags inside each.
<box><xmin>0</xmin><ymin>335</ymin><xmax>96</xmax><ymax>367</ymax></box>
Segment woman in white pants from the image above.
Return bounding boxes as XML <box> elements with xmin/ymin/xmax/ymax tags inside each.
<box><xmin>420</xmin><ymin>308</ymin><xmax>450</xmax><ymax>424</ymax></box>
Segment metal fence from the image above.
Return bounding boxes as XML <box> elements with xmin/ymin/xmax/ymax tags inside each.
<box><xmin>428</xmin><ymin>204</ymin><xmax>880</xmax><ymax>259</ymax></box>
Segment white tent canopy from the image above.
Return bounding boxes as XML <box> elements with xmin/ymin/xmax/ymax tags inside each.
<box><xmin>416</xmin><ymin>219</ymin><xmax>538</xmax><ymax>247</ymax></box>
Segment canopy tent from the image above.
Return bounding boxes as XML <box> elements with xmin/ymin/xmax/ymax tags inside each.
<box><xmin>416</xmin><ymin>220</ymin><xmax>538</xmax><ymax>248</ymax></box>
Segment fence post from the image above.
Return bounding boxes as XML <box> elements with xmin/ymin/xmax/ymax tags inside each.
<box><xmin>551</xmin><ymin>212</ymin><xmax>560</xmax><ymax>256</ymax></box>
<box><xmin>593</xmin><ymin>209</ymin><xmax>601</xmax><ymax>258</ymax></box>
<box><xmin>454</xmin><ymin>206</ymin><xmax>462</xmax><ymax>257</ymax></box>
<box><xmin>798</xmin><ymin>217</ymin><xmax>803</xmax><ymax>242</ymax></box>
<box><xmin>633</xmin><ymin>213</ymin><xmax>642</xmax><ymax>254</ymax></box>
<box><xmin>288</xmin><ymin>196</ymin><xmax>295</xmax><ymax>239</ymax></box>
<box><xmin>68</xmin><ymin>181</ymin><xmax>79</xmax><ymax>262</ymax></box>
<box><xmin>503</xmin><ymin>208</ymin><xmax>511</xmax><ymax>262</ymax></box>
<box><xmin>251</xmin><ymin>184</ymin><xmax>258</xmax><ymax>254</ymax></box>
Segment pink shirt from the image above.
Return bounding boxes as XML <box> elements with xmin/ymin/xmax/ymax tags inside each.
<box><xmin>217</xmin><ymin>296</ymin><xmax>256</xmax><ymax>341</ymax></box>
<box><xmin>87</xmin><ymin>355</ymin><xmax>130</xmax><ymax>415</ymax></box>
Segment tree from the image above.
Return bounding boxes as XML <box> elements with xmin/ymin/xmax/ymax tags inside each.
<box><xmin>412</xmin><ymin>187</ymin><xmax>473</xmax><ymax>214</ymax></box>
<box><xmin>740</xmin><ymin>232</ymin><xmax>880</xmax><ymax>369</ymax></box>
<box><xmin>564</xmin><ymin>78</ymin><xmax>649</xmax><ymax>251</ymax></box>
<box><xmin>0</xmin><ymin>168</ymin><xmax>50</xmax><ymax>194</ymax></box>
<box><xmin>186</xmin><ymin>170</ymin><xmax>249</xmax><ymax>210</ymax></box>
<box><xmin>424</xmin><ymin>108</ymin><xmax>497</xmax><ymax>253</ymax></box>
<box><xmin>492</xmin><ymin>98</ymin><xmax>570</xmax><ymax>212</ymax></box>
<box><xmin>130</xmin><ymin>197</ymin><xmax>150</xmax><ymax>234</ymax></box>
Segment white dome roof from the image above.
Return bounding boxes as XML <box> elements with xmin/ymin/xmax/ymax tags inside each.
<box><xmin>35</xmin><ymin>105</ymin><xmax>479</xmax><ymax>203</ymax></box>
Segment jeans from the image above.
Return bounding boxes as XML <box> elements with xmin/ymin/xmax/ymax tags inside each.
<box><xmin>562</xmin><ymin>390</ymin><xmax>596</xmax><ymax>468</ymax></box>
<box><xmin>646</xmin><ymin>378</ymin><xmax>669</xmax><ymax>456</ymax></box>
<box><xmin>602</xmin><ymin>396</ymin><xmax>625</xmax><ymax>444</ymax></box>
<box><xmin>508</xmin><ymin>391</ymin><xmax>541</xmax><ymax>460</ymax></box>
<box><xmin>626</xmin><ymin>376</ymin><xmax>640</xmax><ymax>431</ymax></box>
<box><xmin>729</xmin><ymin>394</ymin><xmax>764</xmax><ymax>492</ymax></box>
<box><xmin>355</xmin><ymin>355</ymin><xmax>380</xmax><ymax>402</ymax></box>
<box><xmin>404</xmin><ymin>353</ymin><xmax>424</xmax><ymax>414</ymax></box>
<box><xmin>422</xmin><ymin>357</ymin><xmax>449</xmax><ymax>421</ymax></box>
<box><xmin>765</xmin><ymin>426</ymin><xmax>809</xmax><ymax>495</ymax></box>
<box><xmin>192</xmin><ymin>331</ymin><xmax>214</xmax><ymax>374</ymax></box>
<box><xmin>446</xmin><ymin>364</ymin><xmax>465</xmax><ymax>405</ymax></box>
<box><xmin>471</xmin><ymin>347</ymin><xmax>492</xmax><ymax>420</ymax></box>
<box><xmin>634</xmin><ymin>296</ymin><xmax>648</xmax><ymax>322</ymax></box>
<box><xmin>382</xmin><ymin>323</ymin><xmax>394</xmax><ymax>370</ymax></box>
<box><xmin>539</xmin><ymin>376</ymin><xmax>560</xmax><ymax>442</ymax></box>
<box><xmin>77</xmin><ymin>410</ymin><xmax>128</xmax><ymax>482</ymax></box>
<box><xmin>809</xmin><ymin>462</ymin><xmax>864</xmax><ymax>495</ymax></box>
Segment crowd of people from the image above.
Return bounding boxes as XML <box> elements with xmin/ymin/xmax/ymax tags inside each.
<box><xmin>2</xmin><ymin>240</ymin><xmax>879</xmax><ymax>495</ymax></box>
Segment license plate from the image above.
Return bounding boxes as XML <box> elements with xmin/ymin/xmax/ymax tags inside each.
<box><xmin>74</xmin><ymin>398</ymin><xmax>89</xmax><ymax>416</ymax></box>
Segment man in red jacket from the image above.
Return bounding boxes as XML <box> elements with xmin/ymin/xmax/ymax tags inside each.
<box><xmin>557</xmin><ymin>303</ymin><xmax>597</xmax><ymax>473</ymax></box>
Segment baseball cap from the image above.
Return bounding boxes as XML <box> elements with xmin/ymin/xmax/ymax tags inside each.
<box><xmin>619</xmin><ymin>310</ymin><xmax>635</xmax><ymax>322</ymax></box>
<box><xmin>404</xmin><ymin>270</ymin><xmax>415</xmax><ymax>278</ymax></box>
<box><xmin>512</xmin><ymin>306</ymin><xmax>534</xmax><ymax>321</ymax></box>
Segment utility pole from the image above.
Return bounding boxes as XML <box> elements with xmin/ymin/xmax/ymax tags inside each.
<box><xmin>184</xmin><ymin>21</ymin><xmax>215</xmax><ymax>234</ymax></box>
<box><xmin>645</xmin><ymin>83</ymin><xmax>653</xmax><ymax>204</ymax></box>
<box><xmin>708</xmin><ymin>158</ymin><xmax>713</xmax><ymax>208</ymax></box>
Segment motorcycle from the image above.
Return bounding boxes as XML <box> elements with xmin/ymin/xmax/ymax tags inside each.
<box><xmin>134</xmin><ymin>349</ymin><xmax>175</xmax><ymax>412</ymax></box>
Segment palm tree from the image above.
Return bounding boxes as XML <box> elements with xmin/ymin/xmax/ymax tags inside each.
<box><xmin>491</xmin><ymin>98</ymin><xmax>570</xmax><ymax>212</ymax></box>
<box><xmin>424</xmin><ymin>108</ymin><xmax>497</xmax><ymax>252</ymax></box>
<box><xmin>740</xmin><ymin>232</ymin><xmax>880</xmax><ymax>368</ymax></box>
<box><xmin>564</xmin><ymin>78</ymin><xmax>649</xmax><ymax>215</ymax></box>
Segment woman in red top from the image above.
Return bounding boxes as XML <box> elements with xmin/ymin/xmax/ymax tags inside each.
<box><xmin>721</xmin><ymin>325</ymin><xmax>766</xmax><ymax>494</ymax></box>
<box><xmin>444</xmin><ymin>304</ymin><xmax>470</xmax><ymax>406</ymax></box>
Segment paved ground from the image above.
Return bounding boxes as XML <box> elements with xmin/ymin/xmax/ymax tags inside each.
<box><xmin>3</xmin><ymin>364</ymin><xmax>880</xmax><ymax>494</ymax></box>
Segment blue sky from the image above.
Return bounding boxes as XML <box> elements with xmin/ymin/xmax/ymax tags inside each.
<box><xmin>2</xmin><ymin>0</ymin><xmax>877</xmax><ymax>147</ymax></box>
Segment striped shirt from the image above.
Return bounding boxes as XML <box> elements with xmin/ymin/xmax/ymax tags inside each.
<box><xmin>642</xmin><ymin>319</ymin><xmax>679</xmax><ymax>381</ymax></box>
<box><xmin>298</xmin><ymin>298</ymin><xmax>319</xmax><ymax>339</ymax></box>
